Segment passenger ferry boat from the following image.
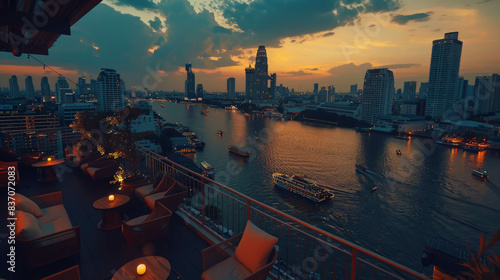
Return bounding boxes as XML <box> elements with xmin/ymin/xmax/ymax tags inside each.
<box><xmin>225</xmin><ymin>105</ymin><xmax>238</xmax><ymax>110</ymax></box>
<box><xmin>200</xmin><ymin>161</ymin><xmax>215</xmax><ymax>178</ymax></box>
<box><xmin>228</xmin><ymin>145</ymin><xmax>250</xmax><ymax>157</ymax></box>
<box><xmin>190</xmin><ymin>138</ymin><xmax>205</xmax><ymax>149</ymax></box>
<box><xmin>272</xmin><ymin>173</ymin><xmax>333</xmax><ymax>204</ymax></box>
<box><xmin>396</xmin><ymin>149</ymin><xmax>402</xmax><ymax>156</ymax></box>
<box><xmin>472</xmin><ymin>169</ymin><xmax>488</xmax><ymax>179</ymax></box>
<box><xmin>201</xmin><ymin>108</ymin><xmax>209</xmax><ymax>115</ymax></box>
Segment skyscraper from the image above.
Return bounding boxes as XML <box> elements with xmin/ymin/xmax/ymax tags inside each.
<box><xmin>185</xmin><ymin>63</ymin><xmax>196</xmax><ymax>99</ymax></box>
<box><xmin>361</xmin><ymin>68</ymin><xmax>395</xmax><ymax>124</ymax></box>
<box><xmin>403</xmin><ymin>81</ymin><xmax>417</xmax><ymax>101</ymax></box>
<box><xmin>9</xmin><ymin>75</ymin><xmax>19</xmax><ymax>98</ymax></box>
<box><xmin>254</xmin><ymin>46</ymin><xmax>269</xmax><ymax>100</ymax></box>
<box><xmin>41</xmin><ymin>76</ymin><xmax>51</xmax><ymax>98</ymax></box>
<box><xmin>474</xmin><ymin>74</ymin><xmax>500</xmax><ymax>115</ymax></box>
<box><xmin>245</xmin><ymin>65</ymin><xmax>255</xmax><ymax>100</ymax></box>
<box><xmin>196</xmin><ymin>84</ymin><xmax>204</xmax><ymax>99</ymax></box>
<box><xmin>314</xmin><ymin>83</ymin><xmax>319</xmax><ymax>95</ymax></box>
<box><xmin>227</xmin><ymin>77</ymin><xmax>235</xmax><ymax>99</ymax></box>
<box><xmin>96</xmin><ymin>68</ymin><xmax>124</xmax><ymax>112</ymax></box>
<box><xmin>350</xmin><ymin>84</ymin><xmax>358</xmax><ymax>95</ymax></box>
<box><xmin>425</xmin><ymin>32</ymin><xmax>463</xmax><ymax>119</ymax></box>
<box><xmin>55</xmin><ymin>76</ymin><xmax>70</xmax><ymax>104</ymax></box>
<box><xmin>419</xmin><ymin>82</ymin><xmax>429</xmax><ymax>98</ymax></box>
<box><xmin>25</xmin><ymin>76</ymin><xmax>35</xmax><ymax>100</ymax></box>
<box><xmin>269</xmin><ymin>73</ymin><xmax>277</xmax><ymax>100</ymax></box>
<box><xmin>76</xmin><ymin>76</ymin><xmax>95</xmax><ymax>102</ymax></box>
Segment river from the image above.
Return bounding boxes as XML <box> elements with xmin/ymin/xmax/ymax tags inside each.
<box><xmin>152</xmin><ymin>101</ymin><xmax>500</xmax><ymax>272</ymax></box>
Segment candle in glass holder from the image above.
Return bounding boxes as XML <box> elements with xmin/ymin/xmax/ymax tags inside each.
<box><xmin>137</xmin><ymin>264</ymin><xmax>146</xmax><ymax>275</ymax></box>
<box><xmin>108</xmin><ymin>195</ymin><xmax>115</xmax><ymax>201</ymax></box>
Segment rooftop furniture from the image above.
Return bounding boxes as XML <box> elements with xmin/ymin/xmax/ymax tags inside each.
<box><xmin>134</xmin><ymin>173</ymin><xmax>174</xmax><ymax>202</ymax></box>
<box><xmin>201</xmin><ymin>221</ymin><xmax>278</xmax><ymax>280</ymax></box>
<box><xmin>144</xmin><ymin>181</ymin><xmax>188</xmax><ymax>211</ymax></box>
<box><xmin>71</xmin><ymin>150</ymin><xmax>101</xmax><ymax>168</ymax></box>
<box><xmin>41</xmin><ymin>265</ymin><xmax>81</xmax><ymax>280</ymax></box>
<box><xmin>122</xmin><ymin>202</ymin><xmax>172</xmax><ymax>246</ymax></box>
<box><xmin>80</xmin><ymin>155</ymin><xmax>110</xmax><ymax>173</ymax></box>
<box><xmin>19</xmin><ymin>151</ymin><xmax>42</xmax><ymax>166</ymax></box>
<box><xmin>93</xmin><ymin>194</ymin><xmax>130</xmax><ymax>231</ymax></box>
<box><xmin>15</xmin><ymin>191</ymin><xmax>80</xmax><ymax>268</ymax></box>
<box><xmin>86</xmin><ymin>159</ymin><xmax>119</xmax><ymax>180</ymax></box>
<box><xmin>120</xmin><ymin>174</ymin><xmax>149</xmax><ymax>190</ymax></box>
<box><xmin>0</xmin><ymin>147</ymin><xmax>17</xmax><ymax>162</ymax></box>
<box><xmin>32</xmin><ymin>159</ymin><xmax>65</xmax><ymax>183</ymax></box>
<box><xmin>112</xmin><ymin>256</ymin><xmax>171</xmax><ymax>280</ymax></box>
<box><xmin>0</xmin><ymin>161</ymin><xmax>18</xmax><ymax>186</ymax></box>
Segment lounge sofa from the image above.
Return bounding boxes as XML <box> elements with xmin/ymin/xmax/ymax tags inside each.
<box><xmin>122</xmin><ymin>202</ymin><xmax>172</xmax><ymax>246</ymax></box>
<box><xmin>86</xmin><ymin>159</ymin><xmax>119</xmax><ymax>180</ymax></box>
<box><xmin>135</xmin><ymin>173</ymin><xmax>175</xmax><ymax>202</ymax></box>
<box><xmin>15</xmin><ymin>191</ymin><xmax>80</xmax><ymax>268</ymax></box>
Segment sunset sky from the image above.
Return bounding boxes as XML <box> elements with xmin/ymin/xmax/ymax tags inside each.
<box><xmin>1</xmin><ymin>0</ymin><xmax>499</xmax><ymax>93</ymax></box>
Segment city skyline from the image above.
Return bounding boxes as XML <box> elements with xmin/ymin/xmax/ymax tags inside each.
<box><xmin>0</xmin><ymin>0</ymin><xmax>499</xmax><ymax>93</ymax></box>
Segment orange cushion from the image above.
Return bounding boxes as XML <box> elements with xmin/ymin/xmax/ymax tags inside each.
<box><xmin>234</xmin><ymin>221</ymin><xmax>278</xmax><ymax>273</ymax></box>
<box><xmin>15</xmin><ymin>193</ymin><xmax>43</xmax><ymax>217</ymax></box>
<box><xmin>16</xmin><ymin>211</ymin><xmax>42</xmax><ymax>240</ymax></box>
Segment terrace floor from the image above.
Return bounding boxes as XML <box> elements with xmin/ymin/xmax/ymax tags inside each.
<box><xmin>1</xmin><ymin>161</ymin><xmax>209</xmax><ymax>280</ymax></box>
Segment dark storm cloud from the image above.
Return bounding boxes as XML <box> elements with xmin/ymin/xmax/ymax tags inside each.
<box><xmin>391</xmin><ymin>12</ymin><xmax>433</xmax><ymax>25</ymax></box>
<box><xmin>0</xmin><ymin>0</ymin><xmax>405</xmax><ymax>88</ymax></box>
<box><xmin>321</xmin><ymin>32</ymin><xmax>335</xmax><ymax>38</ymax></box>
<box><xmin>221</xmin><ymin>0</ymin><xmax>401</xmax><ymax>47</ymax></box>
<box><xmin>149</xmin><ymin>17</ymin><xmax>162</xmax><ymax>31</ymax></box>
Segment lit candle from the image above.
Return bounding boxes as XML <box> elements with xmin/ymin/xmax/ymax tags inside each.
<box><xmin>108</xmin><ymin>195</ymin><xmax>115</xmax><ymax>201</ymax></box>
<box><xmin>47</xmin><ymin>157</ymin><xmax>52</xmax><ymax>162</ymax></box>
<box><xmin>137</xmin><ymin>264</ymin><xmax>146</xmax><ymax>275</ymax></box>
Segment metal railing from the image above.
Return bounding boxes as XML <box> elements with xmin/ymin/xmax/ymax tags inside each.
<box><xmin>133</xmin><ymin>144</ymin><xmax>429</xmax><ymax>280</ymax></box>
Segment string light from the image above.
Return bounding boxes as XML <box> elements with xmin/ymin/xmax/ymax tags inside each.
<box><xmin>27</xmin><ymin>54</ymin><xmax>78</xmax><ymax>86</ymax></box>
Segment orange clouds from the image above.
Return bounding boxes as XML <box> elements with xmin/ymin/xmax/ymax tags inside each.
<box><xmin>0</xmin><ymin>65</ymin><xmax>78</xmax><ymax>77</ymax></box>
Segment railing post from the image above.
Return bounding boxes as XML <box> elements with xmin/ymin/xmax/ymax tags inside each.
<box><xmin>351</xmin><ymin>248</ymin><xmax>357</xmax><ymax>280</ymax></box>
<box><xmin>201</xmin><ymin>177</ymin><xmax>205</xmax><ymax>226</ymax></box>
<box><xmin>246</xmin><ymin>200</ymin><xmax>251</xmax><ymax>221</ymax></box>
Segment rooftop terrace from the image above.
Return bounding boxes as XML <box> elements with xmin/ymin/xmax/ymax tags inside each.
<box><xmin>1</xmin><ymin>144</ymin><xmax>431</xmax><ymax>280</ymax></box>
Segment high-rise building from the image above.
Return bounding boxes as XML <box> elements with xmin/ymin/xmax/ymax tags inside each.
<box><xmin>350</xmin><ymin>84</ymin><xmax>358</xmax><ymax>95</ymax></box>
<box><xmin>456</xmin><ymin>77</ymin><xmax>469</xmax><ymax>100</ymax></box>
<box><xmin>314</xmin><ymin>83</ymin><xmax>319</xmax><ymax>95</ymax></box>
<box><xmin>403</xmin><ymin>81</ymin><xmax>417</xmax><ymax>101</ymax></box>
<box><xmin>96</xmin><ymin>68</ymin><xmax>124</xmax><ymax>112</ymax></box>
<box><xmin>474</xmin><ymin>74</ymin><xmax>500</xmax><ymax>115</ymax></box>
<box><xmin>25</xmin><ymin>76</ymin><xmax>35</xmax><ymax>100</ymax></box>
<box><xmin>76</xmin><ymin>76</ymin><xmax>95</xmax><ymax>102</ymax></box>
<box><xmin>361</xmin><ymin>68</ymin><xmax>395</xmax><ymax>124</ymax></box>
<box><xmin>254</xmin><ymin>46</ymin><xmax>269</xmax><ymax>100</ymax></box>
<box><xmin>419</xmin><ymin>82</ymin><xmax>429</xmax><ymax>98</ymax></box>
<box><xmin>425</xmin><ymin>32</ymin><xmax>463</xmax><ymax>119</ymax></box>
<box><xmin>196</xmin><ymin>84</ymin><xmax>203</xmax><ymax>99</ymax></box>
<box><xmin>41</xmin><ymin>76</ymin><xmax>51</xmax><ymax>98</ymax></box>
<box><xmin>185</xmin><ymin>63</ymin><xmax>196</xmax><ymax>99</ymax></box>
<box><xmin>227</xmin><ymin>77</ymin><xmax>235</xmax><ymax>99</ymax></box>
<box><xmin>9</xmin><ymin>75</ymin><xmax>19</xmax><ymax>98</ymax></box>
<box><xmin>245</xmin><ymin>65</ymin><xmax>255</xmax><ymax>100</ymax></box>
<box><xmin>269</xmin><ymin>73</ymin><xmax>277</xmax><ymax>100</ymax></box>
<box><xmin>55</xmin><ymin>76</ymin><xmax>71</xmax><ymax>104</ymax></box>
